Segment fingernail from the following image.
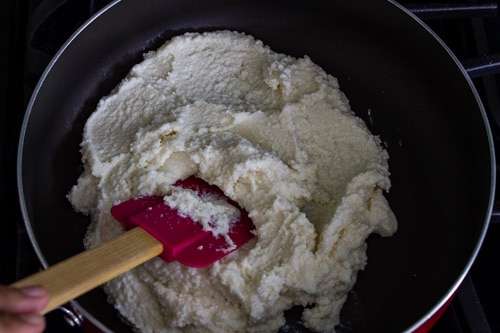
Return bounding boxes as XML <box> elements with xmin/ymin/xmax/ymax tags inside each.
<box><xmin>20</xmin><ymin>286</ymin><xmax>47</xmax><ymax>297</ymax></box>
<box><xmin>19</xmin><ymin>314</ymin><xmax>44</xmax><ymax>324</ymax></box>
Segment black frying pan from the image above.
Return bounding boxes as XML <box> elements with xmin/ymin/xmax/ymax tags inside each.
<box><xmin>17</xmin><ymin>0</ymin><xmax>495</xmax><ymax>332</ymax></box>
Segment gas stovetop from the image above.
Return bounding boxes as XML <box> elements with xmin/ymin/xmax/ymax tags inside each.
<box><xmin>1</xmin><ymin>1</ymin><xmax>499</xmax><ymax>332</ymax></box>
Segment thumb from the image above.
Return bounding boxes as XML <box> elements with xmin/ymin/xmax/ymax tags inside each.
<box><xmin>0</xmin><ymin>286</ymin><xmax>50</xmax><ymax>314</ymax></box>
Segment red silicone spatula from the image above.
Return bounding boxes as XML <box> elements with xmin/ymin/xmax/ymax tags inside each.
<box><xmin>111</xmin><ymin>176</ymin><xmax>255</xmax><ymax>267</ymax></box>
<box><xmin>12</xmin><ymin>176</ymin><xmax>254</xmax><ymax>314</ymax></box>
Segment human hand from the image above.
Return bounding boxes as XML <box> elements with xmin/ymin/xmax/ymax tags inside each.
<box><xmin>0</xmin><ymin>285</ymin><xmax>50</xmax><ymax>333</ymax></box>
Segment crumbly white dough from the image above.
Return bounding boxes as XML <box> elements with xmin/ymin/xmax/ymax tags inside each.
<box><xmin>163</xmin><ymin>187</ymin><xmax>241</xmax><ymax>252</ymax></box>
<box><xmin>68</xmin><ymin>30</ymin><xmax>397</xmax><ymax>333</ymax></box>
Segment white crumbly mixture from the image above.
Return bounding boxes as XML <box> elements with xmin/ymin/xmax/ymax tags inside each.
<box><xmin>163</xmin><ymin>187</ymin><xmax>241</xmax><ymax>251</ymax></box>
<box><xmin>68</xmin><ymin>31</ymin><xmax>397</xmax><ymax>333</ymax></box>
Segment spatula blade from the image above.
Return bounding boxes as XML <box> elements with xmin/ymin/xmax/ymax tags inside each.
<box><xmin>110</xmin><ymin>177</ymin><xmax>255</xmax><ymax>267</ymax></box>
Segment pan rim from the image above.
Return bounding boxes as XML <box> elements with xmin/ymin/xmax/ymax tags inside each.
<box><xmin>386</xmin><ymin>0</ymin><xmax>496</xmax><ymax>331</ymax></box>
<box><xmin>16</xmin><ymin>0</ymin><xmax>122</xmax><ymax>332</ymax></box>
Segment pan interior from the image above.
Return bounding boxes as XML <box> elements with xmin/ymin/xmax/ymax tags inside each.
<box><xmin>18</xmin><ymin>0</ymin><xmax>493</xmax><ymax>332</ymax></box>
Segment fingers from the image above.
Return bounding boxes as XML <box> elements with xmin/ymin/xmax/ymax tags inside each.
<box><xmin>0</xmin><ymin>312</ymin><xmax>46</xmax><ymax>333</ymax></box>
<box><xmin>0</xmin><ymin>286</ymin><xmax>50</xmax><ymax>314</ymax></box>
<box><xmin>0</xmin><ymin>286</ymin><xmax>50</xmax><ymax>333</ymax></box>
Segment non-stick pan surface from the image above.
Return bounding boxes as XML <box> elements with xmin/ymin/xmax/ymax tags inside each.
<box><xmin>18</xmin><ymin>0</ymin><xmax>494</xmax><ymax>332</ymax></box>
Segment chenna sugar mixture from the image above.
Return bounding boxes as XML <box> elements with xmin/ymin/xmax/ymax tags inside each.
<box><xmin>68</xmin><ymin>30</ymin><xmax>397</xmax><ymax>333</ymax></box>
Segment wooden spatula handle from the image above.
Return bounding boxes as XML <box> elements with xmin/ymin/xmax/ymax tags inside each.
<box><xmin>12</xmin><ymin>227</ymin><xmax>163</xmax><ymax>314</ymax></box>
